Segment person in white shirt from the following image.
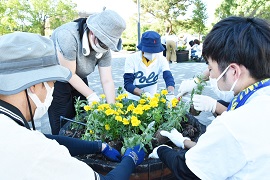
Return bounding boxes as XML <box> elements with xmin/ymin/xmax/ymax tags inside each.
<box><xmin>0</xmin><ymin>32</ymin><xmax>145</xmax><ymax>180</ymax></box>
<box><xmin>124</xmin><ymin>31</ymin><xmax>175</xmax><ymax>101</ymax></box>
<box><xmin>149</xmin><ymin>16</ymin><xmax>270</xmax><ymax>179</ymax></box>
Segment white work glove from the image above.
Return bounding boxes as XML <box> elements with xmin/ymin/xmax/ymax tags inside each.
<box><xmin>166</xmin><ymin>92</ymin><xmax>176</xmax><ymax>102</ymax></box>
<box><xmin>177</xmin><ymin>79</ymin><xmax>197</xmax><ymax>97</ymax></box>
<box><xmin>193</xmin><ymin>94</ymin><xmax>217</xmax><ymax>113</ymax></box>
<box><xmin>148</xmin><ymin>145</ymin><xmax>172</xmax><ymax>159</ymax></box>
<box><xmin>166</xmin><ymin>94</ymin><xmax>176</xmax><ymax>102</ymax></box>
<box><xmin>160</xmin><ymin>128</ymin><xmax>190</xmax><ymax>149</ymax></box>
<box><xmin>142</xmin><ymin>92</ymin><xmax>152</xmax><ymax>98</ymax></box>
<box><xmin>87</xmin><ymin>92</ymin><xmax>100</xmax><ymax>105</ymax></box>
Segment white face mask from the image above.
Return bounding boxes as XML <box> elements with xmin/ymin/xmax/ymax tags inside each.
<box><xmin>209</xmin><ymin>65</ymin><xmax>238</xmax><ymax>102</ymax></box>
<box><xmin>27</xmin><ymin>82</ymin><xmax>54</xmax><ymax>120</ymax></box>
<box><xmin>89</xmin><ymin>34</ymin><xmax>108</xmax><ymax>54</ymax></box>
<box><xmin>144</xmin><ymin>52</ymin><xmax>158</xmax><ymax>61</ymax></box>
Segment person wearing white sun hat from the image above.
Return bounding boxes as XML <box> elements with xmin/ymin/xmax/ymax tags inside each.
<box><xmin>49</xmin><ymin>9</ymin><xmax>126</xmax><ymax>135</ymax></box>
<box><xmin>0</xmin><ymin>32</ymin><xmax>144</xmax><ymax>180</ymax></box>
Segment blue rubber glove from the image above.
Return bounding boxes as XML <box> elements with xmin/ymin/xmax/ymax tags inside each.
<box><xmin>123</xmin><ymin>145</ymin><xmax>145</xmax><ymax>166</ymax></box>
<box><xmin>101</xmin><ymin>144</ymin><xmax>121</xmax><ymax>162</ymax></box>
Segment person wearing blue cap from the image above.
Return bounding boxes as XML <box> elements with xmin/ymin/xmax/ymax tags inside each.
<box><xmin>123</xmin><ymin>31</ymin><xmax>175</xmax><ymax>100</ymax></box>
<box><xmin>0</xmin><ymin>32</ymin><xmax>145</xmax><ymax>180</ymax></box>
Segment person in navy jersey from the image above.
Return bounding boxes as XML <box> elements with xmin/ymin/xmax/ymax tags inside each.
<box><xmin>123</xmin><ymin>31</ymin><xmax>175</xmax><ymax>101</ymax></box>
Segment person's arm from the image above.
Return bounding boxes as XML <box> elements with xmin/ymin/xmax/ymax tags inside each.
<box><xmin>57</xmin><ymin>51</ymin><xmax>95</xmax><ymax>98</ymax></box>
<box><xmin>215</xmin><ymin>102</ymin><xmax>228</xmax><ymax>115</ymax></box>
<box><xmin>99</xmin><ymin>145</ymin><xmax>145</xmax><ymax>179</ymax></box>
<box><xmin>44</xmin><ymin>134</ymin><xmax>100</xmax><ymax>156</ymax></box>
<box><xmin>99</xmin><ymin>157</ymin><xmax>135</xmax><ymax>180</ymax></box>
<box><xmin>99</xmin><ymin>66</ymin><xmax>115</xmax><ymax>103</ymax></box>
<box><xmin>123</xmin><ymin>73</ymin><xmax>145</xmax><ymax>96</ymax></box>
<box><xmin>45</xmin><ymin>134</ymin><xmax>121</xmax><ymax>162</ymax></box>
<box><xmin>184</xmin><ymin>139</ymin><xmax>197</xmax><ymax>149</ymax></box>
<box><xmin>157</xmin><ymin>146</ymin><xmax>199</xmax><ymax>180</ymax></box>
<box><xmin>163</xmin><ymin>70</ymin><xmax>175</xmax><ymax>93</ymax></box>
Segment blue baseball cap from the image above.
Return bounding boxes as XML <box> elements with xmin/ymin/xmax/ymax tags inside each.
<box><xmin>137</xmin><ymin>31</ymin><xmax>165</xmax><ymax>53</ymax></box>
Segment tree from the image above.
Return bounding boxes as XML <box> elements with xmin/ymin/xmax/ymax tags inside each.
<box><xmin>215</xmin><ymin>0</ymin><xmax>270</xmax><ymax>21</ymax></box>
<box><xmin>0</xmin><ymin>0</ymin><xmax>78</xmax><ymax>35</ymax></box>
<box><xmin>133</xmin><ymin>0</ymin><xmax>192</xmax><ymax>34</ymax></box>
<box><xmin>191</xmin><ymin>0</ymin><xmax>207</xmax><ymax>40</ymax></box>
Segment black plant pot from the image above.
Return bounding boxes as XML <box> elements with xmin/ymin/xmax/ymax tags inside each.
<box><xmin>176</xmin><ymin>50</ymin><xmax>189</xmax><ymax>62</ymax></box>
<box><xmin>61</xmin><ymin>115</ymin><xmax>206</xmax><ymax>179</ymax></box>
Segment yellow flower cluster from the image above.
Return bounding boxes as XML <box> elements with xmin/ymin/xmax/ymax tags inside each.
<box><xmin>74</xmin><ymin>89</ymin><xmax>189</xmax><ymax>152</ymax></box>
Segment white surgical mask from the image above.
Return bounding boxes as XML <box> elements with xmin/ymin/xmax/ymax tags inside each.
<box><xmin>209</xmin><ymin>65</ymin><xmax>238</xmax><ymax>102</ymax></box>
<box><xmin>144</xmin><ymin>52</ymin><xmax>158</xmax><ymax>61</ymax></box>
<box><xmin>89</xmin><ymin>34</ymin><xmax>108</xmax><ymax>59</ymax></box>
<box><xmin>27</xmin><ymin>82</ymin><xmax>54</xmax><ymax>120</ymax></box>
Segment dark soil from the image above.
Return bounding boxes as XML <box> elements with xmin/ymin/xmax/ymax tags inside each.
<box><xmin>61</xmin><ymin>113</ymin><xmax>206</xmax><ymax>162</ymax></box>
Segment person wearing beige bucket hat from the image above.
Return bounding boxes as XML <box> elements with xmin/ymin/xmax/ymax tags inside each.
<box><xmin>49</xmin><ymin>9</ymin><xmax>126</xmax><ymax>135</ymax></box>
<box><xmin>0</xmin><ymin>32</ymin><xmax>145</xmax><ymax>179</ymax></box>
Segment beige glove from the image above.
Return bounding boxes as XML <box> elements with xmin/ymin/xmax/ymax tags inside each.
<box><xmin>193</xmin><ymin>94</ymin><xmax>217</xmax><ymax>113</ymax></box>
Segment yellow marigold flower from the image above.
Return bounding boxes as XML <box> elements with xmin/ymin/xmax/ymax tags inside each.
<box><xmin>131</xmin><ymin>116</ymin><xmax>141</xmax><ymax>127</ymax></box>
<box><xmin>105</xmin><ymin>109</ymin><xmax>114</xmax><ymax>116</ymax></box>
<box><xmin>103</xmin><ymin>104</ymin><xmax>110</xmax><ymax>109</ymax></box>
<box><xmin>116</xmin><ymin>94</ymin><xmax>125</xmax><ymax>101</ymax></box>
<box><xmin>115</xmin><ymin>102</ymin><xmax>123</xmax><ymax>108</ymax></box>
<box><xmin>117</xmin><ymin>109</ymin><xmax>124</xmax><ymax>114</ymax></box>
<box><xmin>105</xmin><ymin>124</ymin><xmax>110</xmax><ymax>130</ymax></box>
<box><xmin>171</xmin><ymin>98</ymin><xmax>179</xmax><ymax>107</ymax></box>
<box><xmin>139</xmin><ymin>99</ymin><xmax>146</xmax><ymax>105</ymax></box>
<box><xmin>90</xmin><ymin>130</ymin><xmax>94</xmax><ymax>134</ymax></box>
<box><xmin>150</xmin><ymin>100</ymin><xmax>158</xmax><ymax>107</ymax></box>
<box><xmin>143</xmin><ymin>104</ymin><xmax>151</xmax><ymax>110</ymax></box>
<box><xmin>100</xmin><ymin>94</ymin><xmax>106</xmax><ymax>99</ymax></box>
<box><xmin>151</xmin><ymin>97</ymin><xmax>159</xmax><ymax>102</ymax></box>
<box><xmin>123</xmin><ymin>93</ymin><xmax>128</xmax><ymax>98</ymax></box>
<box><xmin>123</xmin><ymin>118</ymin><xmax>130</xmax><ymax>125</ymax></box>
<box><xmin>161</xmin><ymin>89</ymin><xmax>168</xmax><ymax>95</ymax></box>
<box><xmin>84</xmin><ymin>105</ymin><xmax>91</xmax><ymax>111</ymax></box>
<box><xmin>133</xmin><ymin>107</ymin><xmax>144</xmax><ymax>115</ymax></box>
<box><xmin>160</xmin><ymin>98</ymin><xmax>166</xmax><ymax>103</ymax></box>
<box><xmin>127</xmin><ymin>103</ymin><xmax>135</xmax><ymax>111</ymax></box>
<box><xmin>154</xmin><ymin>93</ymin><xmax>160</xmax><ymax>97</ymax></box>
<box><xmin>113</xmin><ymin>110</ymin><xmax>119</xmax><ymax>115</ymax></box>
<box><xmin>92</xmin><ymin>101</ymin><xmax>98</xmax><ymax>106</ymax></box>
<box><xmin>115</xmin><ymin>115</ymin><xmax>122</xmax><ymax>122</ymax></box>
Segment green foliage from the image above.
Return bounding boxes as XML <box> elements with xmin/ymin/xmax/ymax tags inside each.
<box><xmin>191</xmin><ymin>0</ymin><xmax>208</xmax><ymax>39</ymax></box>
<box><xmin>73</xmin><ymin>89</ymin><xmax>189</xmax><ymax>153</ymax></box>
<box><xmin>133</xmin><ymin>0</ymin><xmax>192</xmax><ymax>34</ymax></box>
<box><xmin>177</xmin><ymin>45</ymin><xmax>187</xmax><ymax>51</ymax></box>
<box><xmin>215</xmin><ymin>0</ymin><xmax>270</xmax><ymax>21</ymax></box>
<box><xmin>0</xmin><ymin>0</ymin><xmax>77</xmax><ymax>35</ymax></box>
<box><xmin>122</xmin><ymin>42</ymin><xmax>137</xmax><ymax>51</ymax></box>
<box><xmin>190</xmin><ymin>74</ymin><xmax>207</xmax><ymax>102</ymax></box>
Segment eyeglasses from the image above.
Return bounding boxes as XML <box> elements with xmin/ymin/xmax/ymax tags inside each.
<box><xmin>97</xmin><ymin>38</ymin><xmax>108</xmax><ymax>50</ymax></box>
